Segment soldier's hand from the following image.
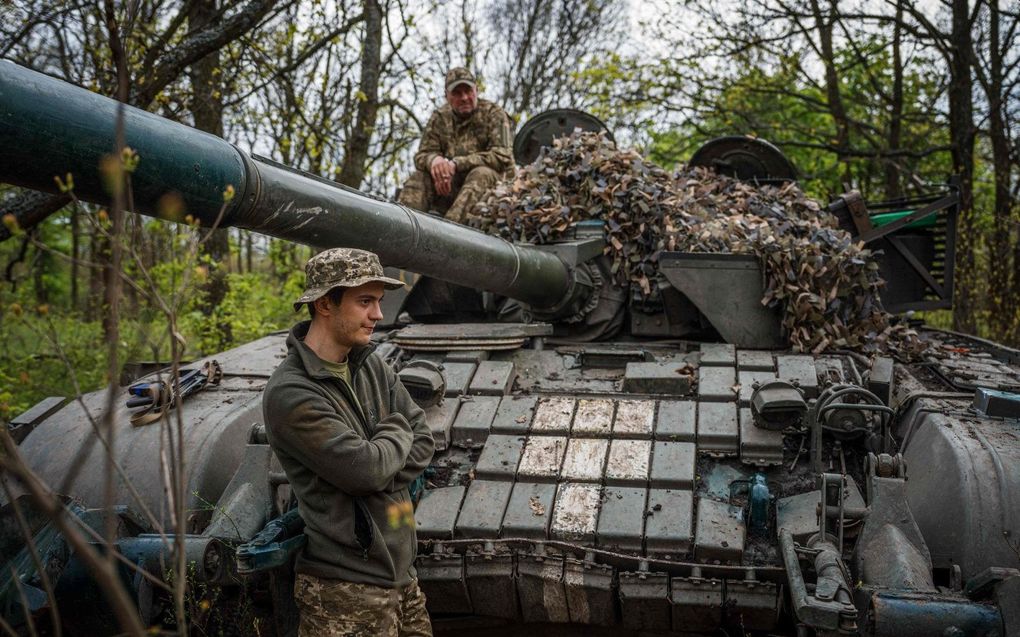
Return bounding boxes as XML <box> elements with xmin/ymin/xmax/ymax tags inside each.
<box><xmin>430</xmin><ymin>157</ymin><xmax>455</xmax><ymax>196</ymax></box>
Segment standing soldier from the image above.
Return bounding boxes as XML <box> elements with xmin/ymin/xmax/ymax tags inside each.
<box><xmin>263</xmin><ymin>248</ymin><xmax>435</xmax><ymax>636</ymax></box>
<box><xmin>398</xmin><ymin>67</ymin><xmax>514</xmax><ymax>223</ymax></box>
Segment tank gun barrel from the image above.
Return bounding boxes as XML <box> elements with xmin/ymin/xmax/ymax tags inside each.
<box><xmin>0</xmin><ymin>62</ymin><xmax>571</xmax><ymax>310</ymax></box>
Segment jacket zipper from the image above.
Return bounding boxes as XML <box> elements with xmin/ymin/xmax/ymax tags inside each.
<box><xmin>333</xmin><ymin>351</ymin><xmax>373</xmax><ymax>559</ymax></box>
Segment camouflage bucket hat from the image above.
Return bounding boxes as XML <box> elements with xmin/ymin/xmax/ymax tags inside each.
<box><xmin>445</xmin><ymin>67</ymin><xmax>476</xmax><ymax>91</ymax></box>
<box><xmin>293</xmin><ymin>248</ymin><xmax>404</xmax><ymax>310</ymax></box>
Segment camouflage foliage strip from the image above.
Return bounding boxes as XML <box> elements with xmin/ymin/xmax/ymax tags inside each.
<box><xmin>470</xmin><ymin>132</ymin><xmax>926</xmax><ymax>358</ymax></box>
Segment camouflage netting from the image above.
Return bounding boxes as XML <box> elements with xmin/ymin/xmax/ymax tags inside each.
<box><xmin>469</xmin><ymin>132</ymin><xmax>927</xmax><ymax>359</ymax></box>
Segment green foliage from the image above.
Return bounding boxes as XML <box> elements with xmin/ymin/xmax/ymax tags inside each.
<box><xmin>917</xmin><ymin>309</ymin><xmax>953</xmax><ymax>330</ymax></box>
<box><xmin>673</xmin><ymin>46</ymin><xmax>950</xmax><ymax>201</ymax></box>
<box><xmin>0</xmin><ymin>218</ymin><xmax>304</xmax><ymax>423</ymax></box>
<box><xmin>182</xmin><ymin>270</ymin><xmax>304</xmax><ymax>353</ymax></box>
<box><xmin>581</xmin><ymin>36</ymin><xmax>955</xmax><ymax>203</ymax></box>
<box><xmin>0</xmin><ymin>311</ymin><xmax>152</xmax><ymax>422</ymax></box>
<box><xmin>1</xmin><ymin>267</ymin><xmax>302</xmax><ymax>423</ymax></box>
<box><xmin>644</xmin><ymin>127</ymin><xmax>700</xmax><ymax>170</ymax></box>
<box><xmin>571</xmin><ymin>53</ymin><xmax>644</xmax><ymax>122</ymax></box>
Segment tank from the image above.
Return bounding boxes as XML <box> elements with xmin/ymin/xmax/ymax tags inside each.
<box><xmin>1</xmin><ymin>61</ymin><xmax>1018</xmax><ymax>637</ymax></box>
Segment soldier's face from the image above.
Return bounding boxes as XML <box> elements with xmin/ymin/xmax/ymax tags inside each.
<box><xmin>447</xmin><ymin>83</ymin><xmax>478</xmax><ymax>116</ymax></box>
<box><xmin>322</xmin><ymin>281</ymin><xmax>386</xmax><ymax>350</ymax></box>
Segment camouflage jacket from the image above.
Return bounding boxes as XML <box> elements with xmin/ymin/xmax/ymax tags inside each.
<box><xmin>413</xmin><ymin>98</ymin><xmax>514</xmax><ymax>176</ymax></box>
<box><xmin>264</xmin><ymin>322</ymin><xmax>434</xmax><ymax>588</ymax></box>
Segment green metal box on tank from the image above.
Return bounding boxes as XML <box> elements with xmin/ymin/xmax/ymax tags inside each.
<box><xmin>0</xmin><ymin>62</ymin><xmax>1017</xmax><ymax>637</ymax></box>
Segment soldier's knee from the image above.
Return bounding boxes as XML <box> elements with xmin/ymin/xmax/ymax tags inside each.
<box><xmin>464</xmin><ymin>166</ymin><xmax>498</xmax><ymax>185</ymax></box>
<box><xmin>402</xmin><ymin>170</ymin><xmax>428</xmax><ymax>189</ymax></box>
<box><xmin>398</xmin><ymin>171</ymin><xmax>431</xmax><ymax>211</ymax></box>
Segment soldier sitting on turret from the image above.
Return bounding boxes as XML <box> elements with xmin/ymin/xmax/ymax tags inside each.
<box><xmin>398</xmin><ymin>67</ymin><xmax>514</xmax><ymax>224</ymax></box>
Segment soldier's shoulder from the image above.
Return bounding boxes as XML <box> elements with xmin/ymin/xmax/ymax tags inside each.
<box><xmin>477</xmin><ymin>99</ymin><xmax>509</xmax><ymax>117</ymax></box>
<box><xmin>433</xmin><ymin>103</ymin><xmax>454</xmax><ymax>118</ymax></box>
<box><xmin>425</xmin><ymin>104</ymin><xmax>454</xmax><ymax>127</ymax></box>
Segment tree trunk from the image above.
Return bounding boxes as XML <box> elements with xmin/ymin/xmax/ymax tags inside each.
<box><xmin>70</xmin><ymin>206</ymin><xmax>80</xmax><ymax>311</ymax></box>
<box><xmin>32</xmin><ymin>236</ymin><xmax>48</xmax><ymax>306</ymax></box>
<box><xmin>885</xmin><ymin>0</ymin><xmax>904</xmax><ymax>200</ymax></box>
<box><xmin>88</xmin><ymin>222</ymin><xmax>106</xmax><ymax>322</ymax></box>
<box><xmin>948</xmin><ymin>0</ymin><xmax>977</xmax><ymax>334</ymax></box>
<box><xmin>189</xmin><ymin>0</ymin><xmax>231</xmax><ymax>315</ymax></box>
<box><xmin>336</xmin><ymin>0</ymin><xmax>383</xmax><ymax>188</ymax></box>
<box><xmin>812</xmin><ymin>0</ymin><xmax>853</xmax><ymax>191</ymax></box>
<box><xmin>246</xmin><ymin>232</ymin><xmax>253</xmax><ymax>273</ymax></box>
<box><xmin>982</xmin><ymin>0</ymin><xmax>1015</xmax><ymax>339</ymax></box>
<box><xmin>125</xmin><ymin>212</ymin><xmax>142</xmax><ymax>314</ymax></box>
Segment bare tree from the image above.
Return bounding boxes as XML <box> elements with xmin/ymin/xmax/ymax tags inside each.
<box><xmin>971</xmin><ymin>0</ymin><xmax>1020</xmax><ymax>338</ymax></box>
<box><xmin>485</xmin><ymin>0</ymin><xmax>623</xmax><ymax>117</ymax></box>
<box><xmin>676</xmin><ymin>1</ymin><xmax>946</xmax><ymax>194</ymax></box>
<box><xmin>408</xmin><ymin>0</ymin><xmax>623</xmax><ymax>125</ymax></box>
<box><xmin>337</xmin><ymin>0</ymin><xmax>384</xmax><ymax>187</ymax></box>
<box><xmin>0</xmin><ymin>0</ymin><xmax>283</xmax><ymax>240</ymax></box>
<box><xmin>188</xmin><ymin>0</ymin><xmax>233</xmax><ymax>309</ymax></box>
<box><xmin>893</xmin><ymin>0</ymin><xmax>979</xmax><ymax>332</ymax></box>
<box><xmin>233</xmin><ymin>0</ymin><xmax>421</xmax><ymax>195</ymax></box>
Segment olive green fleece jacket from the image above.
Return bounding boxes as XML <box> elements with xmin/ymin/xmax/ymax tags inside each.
<box><xmin>263</xmin><ymin>321</ymin><xmax>435</xmax><ymax>588</ymax></box>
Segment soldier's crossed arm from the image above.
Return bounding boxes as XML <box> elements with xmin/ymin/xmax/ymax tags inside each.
<box><xmin>385</xmin><ymin>366</ymin><xmax>435</xmax><ymax>491</ymax></box>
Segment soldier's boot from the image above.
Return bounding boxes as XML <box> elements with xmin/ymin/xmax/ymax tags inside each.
<box><xmin>397</xmin><ymin>170</ymin><xmax>433</xmax><ymax>213</ymax></box>
<box><xmin>446</xmin><ymin>166</ymin><xmax>498</xmax><ymax>224</ymax></box>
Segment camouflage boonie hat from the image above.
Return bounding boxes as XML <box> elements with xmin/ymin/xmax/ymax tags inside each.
<box><xmin>293</xmin><ymin>248</ymin><xmax>404</xmax><ymax>310</ymax></box>
<box><xmin>445</xmin><ymin>67</ymin><xmax>476</xmax><ymax>91</ymax></box>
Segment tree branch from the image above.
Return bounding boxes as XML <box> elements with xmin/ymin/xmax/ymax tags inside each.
<box><xmin>133</xmin><ymin>0</ymin><xmax>281</xmax><ymax>106</ymax></box>
<box><xmin>0</xmin><ymin>190</ymin><xmax>70</xmax><ymax>243</ymax></box>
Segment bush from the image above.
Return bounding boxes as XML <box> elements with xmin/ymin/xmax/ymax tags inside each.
<box><xmin>182</xmin><ymin>270</ymin><xmax>304</xmax><ymax>353</ymax></box>
<box><xmin>1</xmin><ymin>266</ymin><xmax>303</xmax><ymax>424</ymax></box>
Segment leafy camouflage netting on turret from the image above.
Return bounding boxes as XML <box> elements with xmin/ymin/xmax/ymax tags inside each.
<box><xmin>470</xmin><ymin>132</ymin><xmax>926</xmax><ymax>358</ymax></box>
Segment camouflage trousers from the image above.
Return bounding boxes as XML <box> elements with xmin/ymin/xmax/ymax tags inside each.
<box><xmin>294</xmin><ymin>573</ymin><xmax>433</xmax><ymax>637</ymax></box>
<box><xmin>398</xmin><ymin>166</ymin><xmax>499</xmax><ymax>224</ymax></box>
